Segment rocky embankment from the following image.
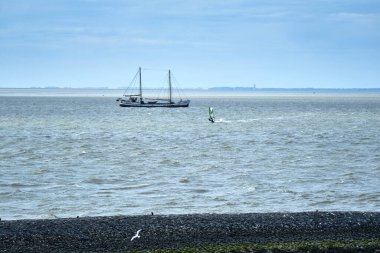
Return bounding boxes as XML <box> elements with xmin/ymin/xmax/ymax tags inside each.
<box><xmin>1</xmin><ymin>212</ymin><xmax>380</xmax><ymax>252</ymax></box>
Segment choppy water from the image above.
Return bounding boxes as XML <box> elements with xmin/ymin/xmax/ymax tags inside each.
<box><xmin>1</xmin><ymin>89</ymin><xmax>380</xmax><ymax>220</ymax></box>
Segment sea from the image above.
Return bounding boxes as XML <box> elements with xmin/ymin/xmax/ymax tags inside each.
<box><xmin>1</xmin><ymin>88</ymin><xmax>379</xmax><ymax>220</ymax></box>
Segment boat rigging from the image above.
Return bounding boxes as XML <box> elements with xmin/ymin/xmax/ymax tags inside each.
<box><xmin>117</xmin><ymin>67</ymin><xmax>190</xmax><ymax>108</ymax></box>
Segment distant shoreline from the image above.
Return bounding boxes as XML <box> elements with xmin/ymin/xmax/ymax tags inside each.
<box><xmin>2</xmin><ymin>87</ymin><xmax>380</xmax><ymax>99</ymax></box>
<box><xmin>209</xmin><ymin>87</ymin><xmax>380</xmax><ymax>92</ymax></box>
<box><xmin>0</xmin><ymin>87</ymin><xmax>380</xmax><ymax>92</ymax></box>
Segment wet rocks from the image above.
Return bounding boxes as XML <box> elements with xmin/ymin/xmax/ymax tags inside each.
<box><xmin>0</xmin><ymin>212</ymin><xmax>379</xmax><ymax>252</ymax></box>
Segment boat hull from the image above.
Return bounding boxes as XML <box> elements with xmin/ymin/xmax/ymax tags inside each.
<box><xmin>119</xmin><ymin>100</ymin><xmax>190</xmax><ymax>108</ymax></box>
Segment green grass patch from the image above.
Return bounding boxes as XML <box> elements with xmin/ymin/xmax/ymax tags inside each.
<box><xmin>126</xmin><ymin>238</ymin><xmax>380</xmax><ymax>253</ymax></box>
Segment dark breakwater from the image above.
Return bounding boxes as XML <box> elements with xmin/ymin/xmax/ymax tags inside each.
<box><xmin>1</xmin><ymin>212</ymin><xmax>380</xmax><ymax>252</ymax></box>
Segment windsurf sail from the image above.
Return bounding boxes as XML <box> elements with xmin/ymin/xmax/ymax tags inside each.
<box><xmin>208</xmin><ymin>107</ymin><xmax>215</xmax><ymax>123</ymax></box>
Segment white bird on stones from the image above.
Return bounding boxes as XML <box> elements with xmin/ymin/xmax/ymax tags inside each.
<box><xmin>131</xmin><ymin>229</ymin><xmax>142</xmax><ymax>241</ymax></box>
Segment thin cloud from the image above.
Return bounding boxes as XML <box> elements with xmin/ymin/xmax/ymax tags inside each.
<box><xmin>329</xmin><ymin>12</ymin><xmax>380</xmax><ymax>24</ymax></box>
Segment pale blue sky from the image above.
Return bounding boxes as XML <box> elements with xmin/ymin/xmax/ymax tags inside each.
<box><xmin>1</xmin><ymin>0</ymin><xmax>379</xmax><ymax>88</ymax></box>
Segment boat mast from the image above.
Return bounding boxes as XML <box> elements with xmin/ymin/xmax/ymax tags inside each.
<box><xmin>139</xmin><ymin>67</ymin><xmax>142</xmax><ymax>103</ymax></box>
<box><xmin>168</xmin><ymin>69</ymin><xmax>172</xmax><ymax>103</ymax></box>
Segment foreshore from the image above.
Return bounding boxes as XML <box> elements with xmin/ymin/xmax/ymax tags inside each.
<box><xmin>1</xmin><ymin>212</ymin><xmax>379</xmax><ymax>252</ymax></box>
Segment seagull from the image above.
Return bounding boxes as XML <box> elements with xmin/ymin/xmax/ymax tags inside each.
<box><xmin>130</xmin><ymin>229</ymin><xmax>142</xmax><ymax>241</ymax></box>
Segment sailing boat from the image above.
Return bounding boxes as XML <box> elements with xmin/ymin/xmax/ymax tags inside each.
<box><xmin>117</xmin><ymin>67</ymin><xmax>190</xmax><ymax>108</ymax></box>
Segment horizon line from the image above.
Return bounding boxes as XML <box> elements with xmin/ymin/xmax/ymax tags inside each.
<box><xmin>1</xmin><ymin>87</ymin><xmax>380</xmax><ymax>91</ymax></box>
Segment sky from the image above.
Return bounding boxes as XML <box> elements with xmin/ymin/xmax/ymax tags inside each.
<box><xmin>0</xmin><ymin>0</ymin><xmax>380</xmax><ymax>89</ymax></box>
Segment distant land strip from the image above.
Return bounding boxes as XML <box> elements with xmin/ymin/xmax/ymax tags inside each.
<box><xmin>208</xmin><ymin>87</ymin><xmax>380</xmax><ymax>92</ymax></box>
<box><xmin>1</xmin><ymin>87</ymin><xmax>380</xmax><ymax>91</ymax></box>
